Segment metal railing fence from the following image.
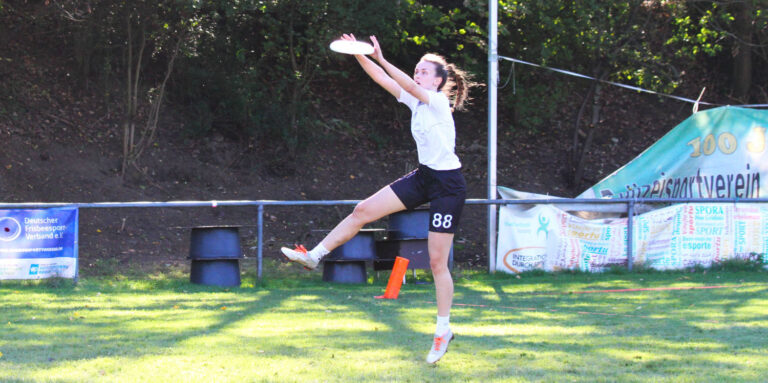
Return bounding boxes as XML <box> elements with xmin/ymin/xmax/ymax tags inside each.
<box><xmin>3</xmin><ymin>197</ymin><xmax>767</xmax><ymax>279</ymax></box>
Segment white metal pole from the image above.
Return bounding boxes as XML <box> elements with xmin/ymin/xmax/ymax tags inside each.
<box><xmin>488</xmin><ymin>0</ymin><xmax>499</xmax><ymax>273</ymax></box>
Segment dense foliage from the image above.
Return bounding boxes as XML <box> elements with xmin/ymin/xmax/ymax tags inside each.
<box><xmin>1</xmin><ymin>0</ymin><xmax>766</xmax><ymax>148</ymax></box>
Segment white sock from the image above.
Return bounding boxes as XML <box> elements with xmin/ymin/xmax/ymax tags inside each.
<box><xmin>309</xmin><ymin>243</ymin><xmax>330</xmax><ymax>261</ymax></box>
<box><xmin>435</xmin><ymin>315</ymin><xmax>450</xmax><ymax>336</ymax></box>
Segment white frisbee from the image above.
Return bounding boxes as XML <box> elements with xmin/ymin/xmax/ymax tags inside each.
<box><xmin>329</xmin><ymin>40</ymin><xmax>374</xmax><ymax>55</ymax></box>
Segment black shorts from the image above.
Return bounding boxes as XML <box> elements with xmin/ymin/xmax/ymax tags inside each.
<box><xmin>389</xmin><ymin>165</ymin><xmax>467</xmax><ymax>234</ymax></box>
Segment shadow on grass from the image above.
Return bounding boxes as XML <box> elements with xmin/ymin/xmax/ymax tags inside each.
<box><xmin>0</xmin><ymin>270</ymin><xmax>446</xmax><ymax>380</ymax></box>
<box><xmin>1</xmin><ymin>268</ymin><xmax>766</xmax><ymax>382</ymax></box>
<box><xmin>444</xmin><ymin>269</ymin><xmax>767</xmax><ymax>381</ymax></box>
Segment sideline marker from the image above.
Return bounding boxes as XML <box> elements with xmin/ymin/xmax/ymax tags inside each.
<box><xmin>375</xmin><ymin>256</ymin><xmax>409</xmax><ymax>299</ymax></box>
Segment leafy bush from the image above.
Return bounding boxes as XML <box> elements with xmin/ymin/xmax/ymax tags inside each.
<box><xmin>6</xmin><ymin>0</ymin><xmax>765</xmax><ymax>152</ymax></box>
<box><xmin>710</xmin><ymin>253</ymin><xmax>767</xmax><ymax>272</ymax></box>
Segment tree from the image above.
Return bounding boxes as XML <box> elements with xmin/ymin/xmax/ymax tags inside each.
<box><xmin>43</xmin><ymin>0</ymin><xmax>197</xmax><ymax>179</ymax></box>
<box><xmin>117</xmin><ymin>1</ymin><xmax>191</xmax><ymax>179</ymax></box>
<box><xmin>731</xmin><ymin>0</ymin><xmax>754</xmax><ymax>100</ymax></box>
<box><xmin>665</xmin><ymin>0</ymin><xmax>768</xmax><ymax>103</ymax></box>
<box><xmin>168</xmin><ymin>0</ymin><xmax>402</xmax><ymax>152</ymax></box>
<box><xmin>495</xmin><ymin>1</ymin><xmax>686</xmax><ymax>189</ymax></box>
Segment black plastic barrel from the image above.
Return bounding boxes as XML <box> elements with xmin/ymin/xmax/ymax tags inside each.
<box><xmin>387</xmin><ymin>209</ymin><xmax>429</xmax><ymax>240</ymax></box>
<box><xmin>322</xmin><ymin>230</ymin><xmax>377</xmax><ymax>283</ymax></box>
<box><xmin>322</xmin><ymin>262</ymin><xmax>367</xmax><ymax>284</ymax></box>
<box><xmin>189</xmin><ymin>226</ymin><xmax>242</xmax><ymax>287</ymax></box>
<box><xmin>325</xmin><ymin>230</ymin><xmax>376</xmax><ymax>261</ymax></box>
<box><xmin>190</xmin><ymin>226</ymin><xmax>242</xmax><ymax>259</ymax></box>
<box><xmin>190</xmin><ymin>260</ymin><xmax>241</xmax><ymax>287</ymax></box>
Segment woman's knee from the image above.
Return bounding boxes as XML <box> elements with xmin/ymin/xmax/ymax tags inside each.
<box><xmin>351</xmin><ymin>200</ymin><xmax>376</xmax><ymax>224</ymax></box>
<box><xmin>430</xmin><ymin>257</ymin><xmax>449</xmax><ymax>273</ymax></box>
<box><xmin>429</xmin><ymin>250</ymin><xmax>451</xmax><ymax>273</ymax></box>
<box><xmin>428</xmin><ymin>233</ymin><xmax>453</xmax><ymax>272</ymax></box>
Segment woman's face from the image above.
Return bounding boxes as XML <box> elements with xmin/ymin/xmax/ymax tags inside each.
<box><xmin>413</xmin><ymin>61</ymin><xmax>442</xmax><ymax>91</ymax></box>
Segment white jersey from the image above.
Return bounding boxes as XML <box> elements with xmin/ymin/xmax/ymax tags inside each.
<box><xmin>398</xmin><ymin>89</ymin><xmax>461</xmax><ymax>170</ymax></box>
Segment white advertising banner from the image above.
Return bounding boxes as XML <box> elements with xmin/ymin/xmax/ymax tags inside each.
<box><xmin>496</xmin><ymin>187</ymin><xmax>768</xmax><ymax>273</ymax></box>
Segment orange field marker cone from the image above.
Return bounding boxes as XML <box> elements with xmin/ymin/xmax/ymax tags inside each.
<box><xmin>375</xmin><ymin>256</ymin><xmax>410</xmax><ymax>299</ymax></box>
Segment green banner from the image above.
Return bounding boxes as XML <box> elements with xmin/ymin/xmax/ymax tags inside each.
<box><xmin>579</xmin><ymin>106</ymin><xmax>768</xmax><ymax>199</ymax></box>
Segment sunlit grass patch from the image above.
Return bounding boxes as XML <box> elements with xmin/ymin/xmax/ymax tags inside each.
<box><xmin>0</xmin><ymin>269</ymin><xmax>766</xmax><ymax>382</ymax></box>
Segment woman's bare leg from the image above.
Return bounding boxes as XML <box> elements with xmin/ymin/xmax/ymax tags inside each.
<box><xmin>428</xmin><ymin>231</ymin><xmax>454</xmax><ymax>316</ymax></box>
<box><xmin>320</xmin><ymin>186</ymin><xmax>406</xmax><ymax>251</ymax></box>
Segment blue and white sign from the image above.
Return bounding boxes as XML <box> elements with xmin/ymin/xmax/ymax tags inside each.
<box><xmin>0</xmin><ymin>207</ymin><xmax>78</xmax><ymax>279</ymax></box>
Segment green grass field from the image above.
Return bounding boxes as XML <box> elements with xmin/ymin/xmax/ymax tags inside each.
<box><xmin>1</xmin><ymin>264</ymin><xmax>766</xmax><ymax>382</ymax></box>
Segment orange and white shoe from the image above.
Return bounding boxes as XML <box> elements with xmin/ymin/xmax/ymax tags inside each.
<box><xmin>280</xmin><ymin>245</ymin><xmax>319</xmax><ymax>270</ymax></box>
<box><xmin>426</xmin><ymin>329</ymin><xmax>454</xmax><ymax>364</ymax></box>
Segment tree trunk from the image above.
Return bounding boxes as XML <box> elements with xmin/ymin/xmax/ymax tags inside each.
<box><xmin>121</xmin><ymin>17</ymin><xmax>146</xmax><ymax>180</ymax></box>
<box><xmin>732</xmin><ymin>0</ymin><xmax>753</xmax><ymax>101</ymax></box>
<box><xmin>573</xmin><ymin>81</ymin><xmax>603</xmax><ymax>190</ymax></box>
<box><xmin>132</xmin><ymin>33</ymin><xmax>184</xmax><ymax>162</ymax></box>
<box><xmin>121</xmin><ymin>17</ymin><xmax>134</xmax><ymax>180</ymax></box>
<box><xmin>571</xmin><ymin>83</ymin><xmax>596</xmax><ymax>170</ymax></box>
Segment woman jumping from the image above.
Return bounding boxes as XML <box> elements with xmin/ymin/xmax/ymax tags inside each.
<box><xmin>281</xmin><ymin>33</ymin><xmax>473</xmax><ymax>364</ymax></box>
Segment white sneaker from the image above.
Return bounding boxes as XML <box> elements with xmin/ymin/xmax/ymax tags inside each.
<box><xmin>426</xmin><ymin>329</ymin><xmax>454</xmax><ymax>364</ymax></box>
<box><xmin>280</xmin><ymin>245</ymin><xmax>319</xmax><ymax>270</ymax></box>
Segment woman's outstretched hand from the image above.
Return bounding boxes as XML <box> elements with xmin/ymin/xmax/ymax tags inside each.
<box><xmin>340</xmin><ymin>33</ymin><xmax>368</xmax><ymax>58</ymax></box>
<box><xmin>338</xmin><ymin>33</ymin><xmax>402</xmax><ymax>100</ymax></box>
<box><xmin>340</xmin><ymin>33</ymin><xmax>357</xmax><ymax>42</ymax></box>
<box><xmin>340</xmin><ymin>33</ymin><xmax>383</xmax><ymax>61</ymax></box>
<box><xmin>370</xmin><ymin>35</ymin><xmax>384</xmax><ymax>62</ymax></box>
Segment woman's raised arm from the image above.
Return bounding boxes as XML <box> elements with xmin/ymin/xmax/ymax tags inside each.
<box><xmin>341</xmin><ymin>34</ymin><xmax>401</xmax><ymax>99</ymax></box>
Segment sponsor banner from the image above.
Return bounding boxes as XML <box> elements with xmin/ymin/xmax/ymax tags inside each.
<box><xmin>548</xmin><ymin>211</ymin><xmax>629</xmax><ymax>272</ymax></box>
<box><xmin>496</xmin><ymin>187</ymin><xmax>768</xmax><ymax>273</ymax></box>
<box><xmin>0</xmin><ymin>207</ymin><xmax>78</xmax><ymax>279</ymax></box>
<box><xmin>579</xmin><ymin>106</ymin><xmax>768</xmax><ymax>199</ymax></box>
<box><xmin>496</xmin><ymin>204</ymin><xmax>553</xmax><ymax>273</ymax></box>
